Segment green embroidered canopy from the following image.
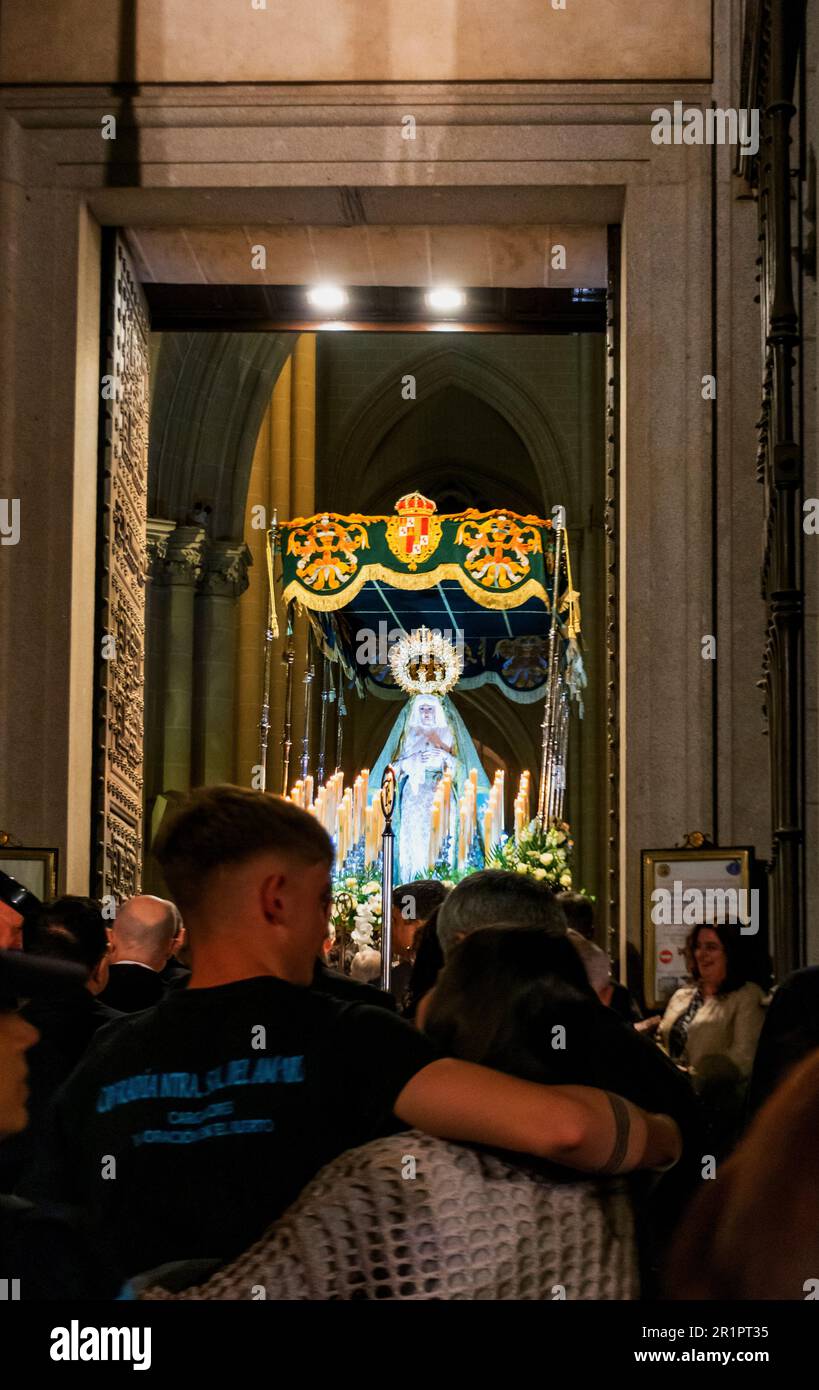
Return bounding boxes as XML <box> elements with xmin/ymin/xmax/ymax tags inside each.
<box><xmin>277</xmin><ymin>493</ymin><xmax>583</xmax><ymax>705</ymax></box>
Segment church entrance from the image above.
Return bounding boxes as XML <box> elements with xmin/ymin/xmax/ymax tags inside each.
<box><xmin>92</xmin><ymin>233</ymin><xmax>614</xmax><ymax>941</ymax></box>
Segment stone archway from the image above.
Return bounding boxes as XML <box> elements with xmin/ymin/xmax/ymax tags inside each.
<box><xmin>328</xmin><ymin>344</ymin><xmax>579</xmax><ymax>519</ymax></box>
<box><xmin>149</xmin><ymin>331</ymin><xmax>297</xmax><ymax>537</ymax></box>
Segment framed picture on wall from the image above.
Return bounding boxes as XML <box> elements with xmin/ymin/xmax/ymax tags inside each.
<box><xmin>0</xmin><ymin>847</ymin><xmax>58</xmax><ymax>903</ymax></box>
<box><xmin>641</xmin><ymin>845</ymin><xmax>753</xmax><ymax>1012</ymax></box>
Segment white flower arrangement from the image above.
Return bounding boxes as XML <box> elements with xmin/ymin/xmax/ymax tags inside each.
<box><xmin>333</xmin><ymin>875</ymin><xmax>383</xmax><ymax>952</ymax></box>
<box><xmin>486</xmin><ymin>820</ymin><xmax>574</xmax><ymax>889</ymax></box>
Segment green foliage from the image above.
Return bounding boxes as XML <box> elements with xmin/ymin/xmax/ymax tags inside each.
<box><xmin>485</xmin><ymin>819</ymin><xmax>574</xmax><ymax>889</ymax></box>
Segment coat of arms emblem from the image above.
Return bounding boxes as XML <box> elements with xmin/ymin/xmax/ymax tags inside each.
<box><xmin>385</xmin><ymin>492</ymin><xmax>443</xmax><ymax>571</ymax></box>
<box><xmin>287</xmin><ymin>514</ymin><xmax>369</xmax><ymax>591</ymax></box>
<box><xmin>455</xmin><ymin>513</ymin><xmax>543</xmax><ymax>590</ymax></box>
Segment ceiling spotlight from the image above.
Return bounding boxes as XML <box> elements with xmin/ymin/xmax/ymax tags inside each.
<box><xmin>425</xmin><ymin>287</ymin><xmax>465</xmax><ymax>312</ymax></box>
<box><xmin>307</xmin><ymin>285</ymin><xmax>348</xmax><ymax>311</ymax></box>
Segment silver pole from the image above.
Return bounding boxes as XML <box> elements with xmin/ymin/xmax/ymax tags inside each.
<box><xmin>379</xmin><ymin>766</ymin><xmax>396</xmax><ymax>994</ymax></box>
<box><xmin>334</xmin><ymin>668</ymin><xmax>346</xmax><ymax>774</ymax></box>
<box><xmin>257</xmin><ymin>515</ymin><xmax>278</xmax><ymax>791</ymax></box>
<box><xmin>299</xmin><ymin>630</ymin><xmax>315</xmax><ymax>782</ymax></box>
<box><xmin>537</xmin><ymin>517</ymin><xmax>565</xmax><ymax>826</ymax></box>
<box><xmin>552</xmin><ymin>687</ymin><xmax>570</xmax><ymax>822</ymax></box>
<box><xmin>317</xmin><ymin>653</ymin><xmax>330</xmax><ymax>787</ymax></box>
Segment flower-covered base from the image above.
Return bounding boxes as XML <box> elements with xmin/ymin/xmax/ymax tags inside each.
<box><xmin>329</xmin><ymin>821</ymin><xmax>573</xmax><ymax>968</ymax></box>
<box><xmin>485</xmin><ymin>820</ymin><xmax>573</xmax><ymax>887</ymax></box>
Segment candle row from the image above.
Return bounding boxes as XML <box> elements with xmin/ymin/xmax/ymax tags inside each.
<box><xmin>364</xmin><ymin>795</ymin><xmax>385</xmax><ymax>867</ymax></box>
<box><xmin>351</xmin><ymin>769</ymin><xmax>369</xmax><ymax>844</ymax></box>
<box><xmin>514</xmin><ymin>770</ymin><xmax>532</xmax><ymax>843</ymax></box>
<box><xmin>426</xmin><ymin>770</ymin><xmax>453</xmax><ymax>868</ymax></box>
<box><xmin>290</xmin><ymin>767</ymin><xmax>384</xmax><ymax>871</ymax></box>
<box><xmin>483</xmin><ymin>770</ymin><xmax>506</xmax><ymax>854</ymax></box>
<box><xmin>457</xmin><ymin>773</ymin><xmax>479</xmax><ymax>872</ymax></box>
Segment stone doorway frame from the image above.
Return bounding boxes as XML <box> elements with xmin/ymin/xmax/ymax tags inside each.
<box><xmin>0</xmin><ymin>63</ymin><xmax>774</xmax><ymax>969</ymax></box>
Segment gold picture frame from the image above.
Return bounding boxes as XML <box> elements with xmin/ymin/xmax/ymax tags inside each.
<box><xmin>0</xmin><ymin>846</ymin><xmax>58</xmax><ymax>903</ymax></box>
<box><xmin>641</xmin><ymin>846</ymin><xmax>752</xmax><ymax>1013</ymax></box>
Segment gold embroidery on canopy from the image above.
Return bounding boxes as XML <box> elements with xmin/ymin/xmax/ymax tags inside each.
<box><xmin>282</xmin><ymin>563</ymin><xmax>551</xmax><ymax>612</ymax></box>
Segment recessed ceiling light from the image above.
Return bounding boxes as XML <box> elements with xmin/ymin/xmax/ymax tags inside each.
<box><xmin>425</xmin><ymin>287</ymin><xmax>466</xmax><ymax>312</ymax></box>
<box><xmin>307</xmin><ymin>285</ymin><xmax>348</xmax><ymax>310</ymax></box>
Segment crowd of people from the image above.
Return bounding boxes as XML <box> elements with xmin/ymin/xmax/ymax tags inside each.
<box><xmin>1</xmin><ymin>783</ymin><xmax>817</xmax><ymax>1300</ymax></box>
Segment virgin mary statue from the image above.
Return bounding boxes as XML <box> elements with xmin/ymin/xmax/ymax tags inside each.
<box><xmin>369</xmin><ymin>694</ymin><xmax>490</xmax><ymax>881</ymax></box>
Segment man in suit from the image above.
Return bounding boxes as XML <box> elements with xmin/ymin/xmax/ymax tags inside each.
<box><xmin>100</xmin><ymin>895</ymin><xmax>184</xmax><ymax>1013</ymax></box>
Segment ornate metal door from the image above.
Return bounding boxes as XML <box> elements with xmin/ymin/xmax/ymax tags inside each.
<box><xmin>605</xmin><ymin>224</ymin><xmax>621</xmax><ymax>964</ymax></box>
<box><xmin>92</xmin><ymin>234</ymin><xmax>150</xmax><ymax>900</ymax></box>
<box><xmin>741</xmin><ymin>0</ymin><xmax>807</xmax><ymax>974</ymax></box>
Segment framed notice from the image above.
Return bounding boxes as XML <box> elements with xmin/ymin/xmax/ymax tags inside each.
<box><xmin>641</xmin><ymin>846</ymin><xmax>752</xmax><ymax>1012</ymax></box>
<box><xmin>0</xmin><ymin>846</ymin><xmax>58</xmax><ymax>903</ymax></box>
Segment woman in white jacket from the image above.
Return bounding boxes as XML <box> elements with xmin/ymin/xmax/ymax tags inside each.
<box><xmin>659</xmin><ymin>922</ymin><xmax>767</xmax><ymax>1154</ymax></box>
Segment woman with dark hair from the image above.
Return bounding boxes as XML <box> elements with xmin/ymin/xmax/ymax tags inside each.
<box><xmin>422</xmin><ymin>924</ymin><xmax>595</xmax><ymax>1082</ymax></box>
<box><xmin>422</xmin><ymin>925</ymin><xmax>702</xmax><ymax>1295</ymax></box>
<box><xmin>422</xmin><ymin>926</ymin><xmax>697</xmax><ymax>1130</ymax></box>
<box><xmin>401</xmin><ymin>906</ymin><xmax>445</xmax><ymax>1020</ymax></box>
<box><xmin>657</xmin><ymin>922</ymin><xmax>766</xmax><ymax>1156</ymax></box>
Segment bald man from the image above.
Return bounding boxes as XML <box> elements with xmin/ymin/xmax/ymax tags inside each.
<box><xmin>100</xmin><ymin>896</ymin><xmax>185</xmax><ymax>1013</ymax></box>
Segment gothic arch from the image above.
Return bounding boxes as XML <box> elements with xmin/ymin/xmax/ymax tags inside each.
<box><xmin>149</xmin><ymin>331</ymin><xmax>297</xmax><ymax>538</ymax></box>
<box><xmin>328</xmin><ymin>345</ymin><xmax>578</xmax><ymax>519</ymax></box>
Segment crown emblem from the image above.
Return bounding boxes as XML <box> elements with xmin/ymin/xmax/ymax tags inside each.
<box><xmin>394</xmin><ymin>492</ymin><xmax>437</xmax><ymax>519</ymax></box>
<box><xmin>389</xmin><ymin>626</ymin><xmax>463</xmax><ymax>697</ymax></box>
<box><xmin>386</xmin><ymin>493</ymin><xmax>442</xmax><ymax>570</ymax></box>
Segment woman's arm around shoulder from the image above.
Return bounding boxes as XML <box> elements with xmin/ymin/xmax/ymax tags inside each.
<box><xmin>393</xmin><ymin>1058</ymin><xmax>682</xmax><ymax>1175</ymax></box>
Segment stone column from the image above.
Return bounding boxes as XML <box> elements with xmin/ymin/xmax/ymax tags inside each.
<box><xmin>144</xmin><ymin>518</ymin><xmax>177</xmax><ymax>810</ymax></box>
<box><xmin>162</xmin><ymin>526</ymin><xmax>207</xmax><ymax>793</ymax></box>
<box><xmin>194</xmin><ymin>541</ymin><xmax>252</xmax><ymax>786</ymax></box>
<box><xmin>234</xmin><ymin>399</ymin><xmax>274</xmax><ymax>789</ymax></box>
<box><xmin>234</xmin><ymin>358</ymin><xmax>293</xmax><ymax>789</ymax></box>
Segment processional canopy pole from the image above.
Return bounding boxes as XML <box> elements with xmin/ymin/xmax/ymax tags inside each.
<box><xmin>317</xmin><ymin>653</ymin><xmax>331</xmax><ymax>788</ymax></box>
<box><xmin>300</xmin><ymin>627</ymin><xmax>316</xmax><ymax>782</ymax></box>
<box><xmin>334</xmin><ymin>666</ymin><xmax>346</xmax><ymax>774</ymax></box>
<box><xmin>379</xmin><ymin>765</ymin><xmax>397</xmax><ymax>994</ymax></box>
<box><xmin>537</xmin><ymin>510</ymin><xmax>565</xmax><ymax>828</ymax></box>
<box><xmin>257</xmin><ymin>512</ymin><xmax>279</xmax><ymax>793</ymax></box>
<box><xmin>281</xmin><ymin>602</ymin><xmax>296</xmax><ymax>796</ymax></box>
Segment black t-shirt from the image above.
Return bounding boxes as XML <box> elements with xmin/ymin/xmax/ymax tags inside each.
<box><xmin>23</xmin><ymin>976</ymin><xmax>438</xmax><ymax>1279</ymax></box>
<box><xmin>311</xmin><ymin>962</ymin><xmax>397</xmax><ymax>1012</ymax></box>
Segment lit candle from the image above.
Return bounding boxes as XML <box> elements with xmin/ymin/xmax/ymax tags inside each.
<box><xmin>353</xmin><ymin>775</ymin><xmax>362</xmax><ymax>843</ymax></box>
<box><xmin>429</xmin><ymin>800</ymin><xmax>441</xmax><ymax>869</ymax></box>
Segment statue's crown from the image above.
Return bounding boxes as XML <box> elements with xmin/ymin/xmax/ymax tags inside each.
<box><xmin>394</xmin><ymin>491</ymin><xmax>437</xmax><ymax>518</ymax></box>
